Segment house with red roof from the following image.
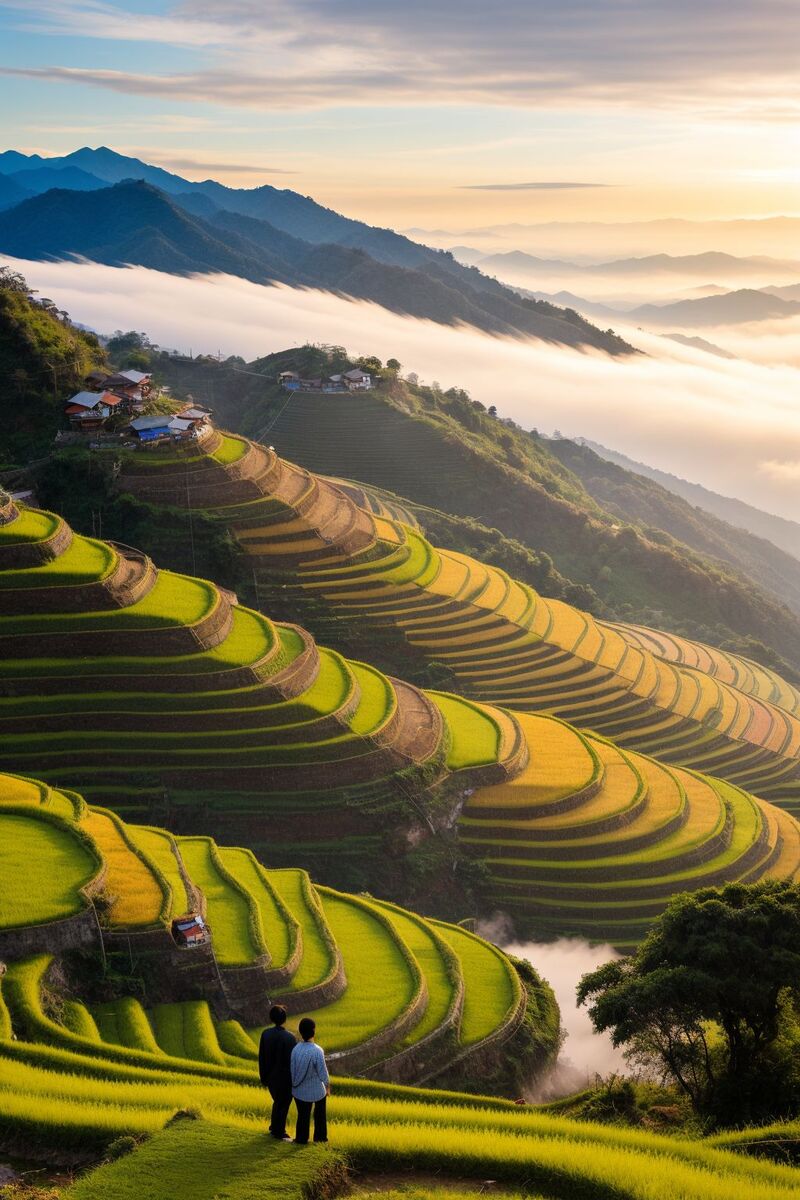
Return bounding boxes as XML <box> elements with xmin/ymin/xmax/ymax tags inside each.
<box><xmin>64</xmin><ymin>390</ymin><xmax>122</xmax><ymax>430</ymax></box>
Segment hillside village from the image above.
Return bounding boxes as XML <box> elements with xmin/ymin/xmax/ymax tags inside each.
<box><xmin>58</xmin><ymin>354</ymin><xmax>375</xmax><ymax>447</ymax></box>
<box><xmin>278</xmin><ymin>366</ymin><xmax>373</xmax><ymax>392</ymax></box>
<box><xmin>61</xmin><ymin>366</ymin><xmax>214</xmax><ymax>445</ymax></box>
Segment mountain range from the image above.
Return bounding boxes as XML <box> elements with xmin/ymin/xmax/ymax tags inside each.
<box><xmin>410</xmin><ymin>217</ymin><xmax>800</xmax><ymax>260</ymax></box>
<box><xmin>519</xmin><ymin>285</ymin><xmax>800</xmax><ymax>330</ymax></box>
<box><xmin>472</xmin><ymin>249</ymin><xmax>800</xmax><ymax>280</ymax></box>
<box><xmin>445</xmin><ymin>245</ymin><xmax>800</xmax><ymax>330</ymax></box>
<box><xmin>0</xmin><ymin>146</ymin><xmax>631</xmax><ymax>353</ymax></box>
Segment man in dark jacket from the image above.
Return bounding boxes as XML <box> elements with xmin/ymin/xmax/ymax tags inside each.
<box><xmin>258</xmin><ymin>1004</ymin><xmax>297</xmax><ymax>1140</ymax></box>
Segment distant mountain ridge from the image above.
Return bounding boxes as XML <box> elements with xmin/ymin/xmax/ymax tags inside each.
<box><xmin>514</xmin><ymin>283</ymin><xmax>800</xmax><ymax>331</ymax></box>
<box><xmin>0</xmin><ymin>146</ymin><xmax>632</xmax><ymax>353</ymax></box>
<box><xmin>577</xmin><ymin>437</ymin><xmax>800</xmax><ymax>563</ymax></box>
<box><xmin>476</xmin><ymin>249</ymin><xmax>800</xmax><ymax>279</ymax></box>
<box><xmin>626</xmin><ymin>288</ymin><xmax>800</xmax><ymax>327</ymax></box>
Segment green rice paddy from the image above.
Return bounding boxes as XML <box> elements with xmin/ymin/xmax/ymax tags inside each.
<box><xmin>292</xmin><ymin>890</ymin><xmax>418</xmax><ymax>1051</ymax></box>
<box><xmin>177</xmin><ymin>838</ymin><xmax>261</xmax><ymax>966</ymax></box>
<box><xmin>433</xmin><ymin>923</ymin><xmax>517</xmax><ymax>1046</ymax></box>
<box><xmin>431</xmin><ymin>693</ymin><xmax>501</xmax><ymax>769</ymax></box>
<box><xmin>0</xmin><ymin>812</ymin><xmax>96</xmax><ymax>927</ymax></box>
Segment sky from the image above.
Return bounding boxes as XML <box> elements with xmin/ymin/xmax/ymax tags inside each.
<box><xmin>0</xmin><ymin>0</ymin><xmax>799</xmax><ymax>228</ymax></box>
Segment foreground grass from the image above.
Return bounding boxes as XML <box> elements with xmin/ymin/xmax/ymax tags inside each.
<box><xmin>63</xmin><ymin>1119</ymin><xmax>344</xmax><ymax>1199</ymax></box>
<box><xmin>354</xmin><ymin>1192</ymin><xmax>532</xmax><ymax>1199</ymax></box>
<box><xmin>5</xmin><ymin>1049</ymin><xmax>800</xmax><ymax>1200</ymax></box>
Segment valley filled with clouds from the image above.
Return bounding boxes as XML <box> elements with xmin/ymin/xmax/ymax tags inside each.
<box><xmin>13</xmin><ymin>253</ymin><xmax>800</xmax><ymax>522</ymax></box>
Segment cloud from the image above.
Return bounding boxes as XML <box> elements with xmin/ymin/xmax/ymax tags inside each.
<box><xmin>760</xmin><ymin>460</ymin><xmax>800</xmax><ymax>482</ymax></box>
<box><xmin>2</xmin><ymin>0</ymin><xmax>800</xmax><ymax>117</ymax></box>
<box><xmin>0</xmin><ymin>0</ymin><xmax>231</xmax><ymax>48</ymax></box>
<box><xmin>144</xmin><ymin>155</ymin><xmax>296</xmax><ymax>176</ymax></box>
<box><xmin>4</xmin><ymin>254</ymin><xmax>800</xmax><ymax>522</ymax></box>
<box><xmin>460</xmin><ymin>181</ymin><xmax>611</xmax><ymax>191</ymax></box>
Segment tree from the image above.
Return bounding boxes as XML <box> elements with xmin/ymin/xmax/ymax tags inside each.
<box><xmin>386</xmin><ymin>358</ymin><xmax>401</xmax><ymax>372</ymax></box>
<box><xmin>577</xmin><ymin>881</ymin><xmax>800</xmax><ymax>1126</ymax></box>
<box><xmin>0</xmin><ymin>266</ymin><xmax>29</xmax><ymax>294</ymax></box>
<box><xmin>107</xmin><ymin>330</ymin><xmax>152</xmax><ymax>356</ymax></box>
<box><xmin>487</xmin><ymin>405</ymin><xmax>497</xmax><ymax>418</ymax></box>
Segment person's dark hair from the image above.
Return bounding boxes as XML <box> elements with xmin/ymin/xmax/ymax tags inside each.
<box><xmin>269</xmin><ymin>1004</ymin><xmax>287</xmax><ymax>1026</ymax></box>
<box><xmin>298</xmin><ymin>1017</ymin><xmax>316</xmax><ymax>1041</ymax></box>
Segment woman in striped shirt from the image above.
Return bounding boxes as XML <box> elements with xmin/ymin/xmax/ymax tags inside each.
<box><xmin>290</xmin><ymin>1017</ymin><xmax>330</xmax><ymax>1144</ymax></box>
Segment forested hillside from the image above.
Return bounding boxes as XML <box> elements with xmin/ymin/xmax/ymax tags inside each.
<box><xmin>0</xmin><ymin>175</ymin><xmax>631</xmax><ymax>352</ymax></box>
<box><xmin>0</xmin><ymin>266</ymin><xmax>105</xmax><ymax>462</ymax></box>
<box><xmin>580</xmin><ymin>436</ymin><xmax>800</xmax><ymax>561</ymax></box>
<box><xmin>548</xmin><ymin>436</ymin><xmax>800</xmax><ymax>620</ymax></box>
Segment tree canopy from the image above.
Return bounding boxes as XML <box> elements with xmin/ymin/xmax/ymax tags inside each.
<box><xmin>577</xmin><ymin>880</ymin><xmax>800</xmax><ymax>1126</ymax></box>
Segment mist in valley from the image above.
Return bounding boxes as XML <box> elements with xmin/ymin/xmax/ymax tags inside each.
<box><xmin>498</xmin><ymin>931</ymin><xmax>628</xmax><ymax>1099</ymax></box>
<box><xmin>7</xmin><ymin>253</ymin><xmax>800</xmax><ymax>523</ymax></box>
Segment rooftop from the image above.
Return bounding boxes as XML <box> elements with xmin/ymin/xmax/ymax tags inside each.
<box><xmin>130</xmin><ymin>415</ymin><xmax>172</xmax><ymax>431</ymax></box>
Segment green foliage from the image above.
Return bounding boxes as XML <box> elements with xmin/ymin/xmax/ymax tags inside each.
<box><xmin>578</xmin><ymin>880</ymin><xmax>800</xmax><ymax>1127</ymax></box>
<box><xmin>0</xmin><ymin>271</ymin><xmax>105</xmax><ymax>463</ymax></box>
<box><xmin>106</xmin><ymin>330</ymin><xmax>152</xmax><ymax>358</ymax></box>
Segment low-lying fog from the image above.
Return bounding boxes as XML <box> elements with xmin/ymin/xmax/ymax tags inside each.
<box><xmin>7</xmin><ymin>254</ymin><xmax>800</xmax><ymax>522</ymax></box>
<box><xmin>502</xmin><ymin>933</ymin><xmax>627</xmax><ymax>1099</ymax></box>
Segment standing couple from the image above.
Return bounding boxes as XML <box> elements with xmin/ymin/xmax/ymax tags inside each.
<box><xmin>258</xmin><ymin>1005</ymin><xmax>330</xmax><ymax>1145</ymax></box>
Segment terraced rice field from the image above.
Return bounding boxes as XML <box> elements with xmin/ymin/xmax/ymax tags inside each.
<box><xmin>100</xmin><ymin>435</ymin><xmax>800</xmax><ymax>941</ymax></box>
<box><xmin>0</xmin><ymin>811</ymin><xmax>97</xmax><ymax>927</ymax></box>
<box><xmin>0</xmin><ymin>500</ymin><xmax>471</xmax><ymax>850</ymax></box>
<box><xmin>0</xmin><ymin>760</ymin><xmax>790</xmax><ymax>1198</ymax></box>
<box><xmin>286</xmin><ymin>890</ymin><xmax>419</xmax><ymax>1052</ymax></box>
<box><xmin>0</xmin><ymin>770</ymin><xmax>528</xmax><ymax>1086</ymax></box>
<box><xmin>177</xmin><ymin>837</ymin><xmax>262</xmax><ymax>966</ymax></box>
<box><xmin>82</xmin><ymin>809</ymin><xmax>166</xmax><ymax>927</ymax></box>
<box><xmin>164</xmin><ymin>435</ymin><xmax>799</xmax><ymax>809</ymax></box>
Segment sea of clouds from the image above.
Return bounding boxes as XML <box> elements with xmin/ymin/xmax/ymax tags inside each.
<box><xmin>7</xmin><ymin>255</ymin><xmax>800</xmax><ymax>522</ymax></box>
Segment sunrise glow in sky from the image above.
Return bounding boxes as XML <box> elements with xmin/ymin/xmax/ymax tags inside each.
<box><xmin>0</xmin><ymin>0</ymin><xmax>798</xmax><ymax>229</ymax></box>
